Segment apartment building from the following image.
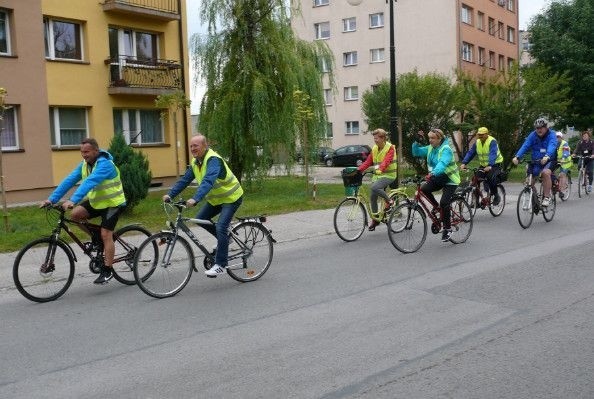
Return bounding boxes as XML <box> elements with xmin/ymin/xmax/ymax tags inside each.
<box><xmin>0</xmin><ymin>0</ymin><xmax>190</xmax><ymax>204</ymax></box>
<box><xmin>292</xmin><ymin>0</ymin><xmax>519</xmax><ymax>149</ymax></box>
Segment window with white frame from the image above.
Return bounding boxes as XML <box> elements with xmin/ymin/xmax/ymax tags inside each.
<box><xmin>498</xmin><ymin>22</ymin><xmax>505</xmax><ymax>39</ymax></box>
<box><xmin>320</xmin><ymin>56</ymin><xmax>330</xmax><ymax>73</ymax></box>
<box><xmin>324</xmin><ymin>89</ymin><xmax>332</xmax><ymax>106</ymax></box>
<box><xmin>108</xmin><ymin>27</ymin><xmax>158</xmax><ymax>61</ymax></box>
<box><xmin>326</xmin><ymin>122</ymin><xmax>333</xmax><ymax>138</ymax></box>
<box><xmin>343</xmin><ymin>17</ymin><xmax>356</xmax><ymax>32</ymax></box>
<box><xmin>343</xmin><ymin>51</ymin><xmax>358</xmax><ymax>66</ymax></box>
<box><xmin>49</xmin><ymin>107</ymin><xmax>88</xmax><ymax>146</ymax></box>
<box><xmin>314</xmin><ymin>22</ymin><xmax>330</xmax><ymax>40</ymax></box>
<box><xmin>507</xmin><ymin>0</ymin><xmax>515</xmax><ymax>12</ymax></box>
<box><xmin>314</xmin><ymin>0</ymin><xmax>329</xmax><ymax>7</ymax></box>
<box><xmin>488</xmin><ymin>51</ymin><xmax>495</xmax><ymax>69</ymax></box>
<box><xmin>498</xmin><ymin>54</ymin><xmax>505</xmax><ymax>71</ymax></box>
<box><xmin>370</xmin><ymin>48</ymin><xmax>385</xmax><ymax>63</ymax></box>
<box><xmin>1</xmin><ymin>105</ymin><xmax>18</xmax><ymax>150</ymax></box>
<box><xmin>0</xmin><ymin>9</ymin><xmax>11</xmax><ymax>55</ymax></box>
<box><xmin>488</xmin><ymin>17</ymin><xmax>495</xmax><ymax>35</ymax></box>
<box><xmin>344</xmin><ymin>86</ymin><xmax>358</xmax><ymax>101</ymax></box>
<box><xmin>369</xmin><ymin>13</ymin><xmax>384</xmax><ymax>28</ymax></box>
<box><xmin>507</xmin><ymin>57</ymin><xmax>515</xmax><ymax>70</ymax></box>
<box><xmin>113</xmin><ymin>109</ymin><xmax>164</xmax><ymax>145</ymax></box>
<box><xmin>478</xmin><ymin>47</ymin><xmax>485</xmax><ymax>66</ymax></box>
<box><xmin>507</xmin><ymin>26</ymin><xmax>515</xmax><ymax>43</ymax></box>
<box><xmin>346</xmin><ymin>121</ymin><xmax>360</xmax><ymax>134</ymax></box>
<box><xmin>477</xmin><ymin>11</ymin><xmax>485</xmax><ymax>31</ymax></box>
<box><xmin>462</xmin><ymin>42</ymin><xmax>473</xmax><ymax>62</ymax></box>
<box><xmin>461</xmin><ymin>4</ymin><xmax>473</xmax><ymax>25</ymax></box>
<box><xmin>44</xmin><ymin>18</ymin><xmax>83</xmax><ymax>60</ymax></box>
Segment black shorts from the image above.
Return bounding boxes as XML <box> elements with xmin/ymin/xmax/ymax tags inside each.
<box><xmin>80</xmin><ymin>200</ymin><xmax>125</xmax><ymax>231</ymax></box>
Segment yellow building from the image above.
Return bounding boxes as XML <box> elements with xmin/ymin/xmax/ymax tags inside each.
<box><xmin>0</xmin><ymin>0</ymin><xmax>191</xmax><ymax>204</ymax></box>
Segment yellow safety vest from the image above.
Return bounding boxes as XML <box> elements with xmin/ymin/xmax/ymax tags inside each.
<box><xmin>557</xmin><ymin>140</ymin><xmax>572</xmax><ymax>169</ymax></box>
<box><xmin>371</xmin><ymin>142</ymin><xmax>397</xmax><ymax>181</ymax></box>
<box><xmin>80</xmin><ymin>161</ymin><xmax>126</xmax><ymax>209</ymax></box>
<box><xmin>191</xmin><ymin>149</ymin><xmax>243</xmax><ymax>206</ymax></box>
<box><xmin>476</xmin><ymin>136</ymin><xmax>504</xmax><ymax>166</ymax></box>
<box><xmin>427</xmin><ymin>144</ymin><xmax>460</xmax><ymax>184</ymax></box>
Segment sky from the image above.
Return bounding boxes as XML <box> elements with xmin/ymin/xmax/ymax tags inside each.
<box><xmin>186</xmin><ymin>0</ymin><xmax>551</xmax><ymax>113</ymax></box>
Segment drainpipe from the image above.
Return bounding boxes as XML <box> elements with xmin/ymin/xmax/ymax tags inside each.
<box><xmin>178</xmin><ymin>0</ymin><xmax>190</xmax><ymax>170</ymax></box>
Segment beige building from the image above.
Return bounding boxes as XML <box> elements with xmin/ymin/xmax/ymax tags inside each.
<box><xmin>292</xmin><ymin>0</ymin><xmax>519</xmax><ymax>149</ymax></box>
<box><xmin>0</xmin><ymin>0</ymin><xmax>191</xmax><ymax>204</ymax></box>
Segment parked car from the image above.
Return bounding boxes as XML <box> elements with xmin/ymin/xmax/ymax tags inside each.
<box><xmin>324</xmin><ymin>144</ymin><xmax>371</xmax><ymax>167</ymax></box>
<box><xmin>296</xmin><ymin>146</ymin><xmax>334</xmax><ymax>164</ymax></box>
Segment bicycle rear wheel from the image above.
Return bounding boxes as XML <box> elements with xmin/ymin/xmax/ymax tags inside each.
<box><xmin>133</xmin><ymin>232</ymin><xmax>194</xmax><ymax>299</ymax></box>
<box><xmin>578</xmin><ymin>169</ymin><xmax>584</xmax><ymax>198</ymax></box>
<box><xmin>464</xmin><ymin>187</ymin><xmax>478</xmax><ymax>217</ymax></box>
<box><xmin>516</xmin><ymin>187</ymin><xmax>534</xmax><ymax>229</ymax></box>
<box><xmin>13</xmin><ymin>238</ymin><xmax>75</xmax><ymax>302</ymax></box>
<box><xmin>333</xmin><ymin>197</ymin><xmax>366</xmax><ymax>242</ymax></box>
<box><xmin>226</xmin><ymin>221</ymin><xmax>274</xmax><ymax>282</ymax></box>
<box><xmin>542</xmin><ymin>192</ymin><xmax>556</xmax><ymax>222</ymax></box>
<box><xmin>488</xmin><ymin>184</ymin><xmax>506</xmax><ymax>217</ymax></box>
<box><xmin>387</xmin><ymin>203</ymin><xmax>427</xmax><ymax>253</ymax></box>
<box><xmin>449</xmin><ymin>198</ymin><xmax>473</xmax><ymax>244</ymax></box>
<box><xmin>111</xmin><ymin>225</ymin><xmax>155</xmax><ymax>286</ymax></box>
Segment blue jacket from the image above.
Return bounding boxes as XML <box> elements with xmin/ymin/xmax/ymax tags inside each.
<box><xmin>49</xmin><ymin>150</ymin><xmax>125</xmax><ymax>205</ymax></box>
<box><xmin>515</xmin><ymin>129</ymin><xmax>558</xmax><ymax>161</ymax></box>
<box><xmin>412</xmin><ymin>138</ymin><xmax>457</xmax><ymax>184</ymax></box>
<box><xmin>168</xmin><ymin>155</ymin><xmax>226</xmax><ymax>203</ymax></box>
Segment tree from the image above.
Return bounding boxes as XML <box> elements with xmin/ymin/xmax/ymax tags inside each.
<box><xmin>155</xmin><ymin>91</ymin><xmax>191</xmax><ymax>177</ymax></box>
<box><xmin>108</xmin><ymin>133</ymin><xmax>152</xmax><ymax>212</ymax></box>
<box><xmin>191</xmin><ymin>0</ymin><xmax>333</xmax><ymax>182</ymax></box>
<box><xmin>529</xmin><ymin>0</ymin><xmax>594</xmax><ymax>128</ymax></box>
<box><xmin>362</xmin><ymin>70</ymin><xmax>467</xmax><ymax>173</ymax></box>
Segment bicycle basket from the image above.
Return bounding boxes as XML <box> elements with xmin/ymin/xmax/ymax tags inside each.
<box><xmin>498</xmin><ymin>170</ymin><xmax>509</xmax><ymax>183</ymax></box>
<box><xmin>341</xmin><ymin>167</ymin><xmax>362</xmax><ymax>187</ymax></box>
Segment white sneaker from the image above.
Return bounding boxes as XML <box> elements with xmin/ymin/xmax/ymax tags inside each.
<box><xmin>588</xmin><ymin>185</ymin><xmax>592</xmax><ymax>193</ymax></box>
<box><xmin>205</xmin><ymin>264</ymin><xmax>226</xmax><ymax>277</ymax></box>
<box><xmin>541</xmin><ymin>197</ymin><xmax>551</xmax><ymax>207</ymax></box>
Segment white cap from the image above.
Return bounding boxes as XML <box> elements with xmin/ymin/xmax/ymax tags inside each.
<box><xmin>556</xmin><ymin>131</ymin><xmax>563</xmax><ymax>137</ymax></box>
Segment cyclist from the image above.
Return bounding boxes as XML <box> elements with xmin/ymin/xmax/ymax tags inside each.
<box><xmin>459</xmin><ymin>126</ymin><xmax>504</xmax><ymax>205</ymax></box>
<box><xmin>357</xmin><ymin>128</ymin><xmax>397</xmax><ymax>231</ymax></box>
<box><xmin>572</xmin><ymin>130</ymin><xmax>594</xmax><ymax>193</ymax></box>
<box><xmin>512</xmin><ymin>118</ymin><xmax>558</xmax><ymax>207</ymax></box>
<box><xmin>413</xmin><ymin>128</ymin><xmax>460</xmax><ymax>242</ymax></box>
<box><xmin>163</xmin><ymin>134</ymin><xmax>244</xmax><ymax>278</ymax></box>
<box><xmin>40</xmin><ymin>138</ymin><xmax>126</xmax><ymax>285</ymax></box>
<box><xmin>555</xmin><ymin>131</ymin><xmax>572</xmax><ymax>198</ymax></box>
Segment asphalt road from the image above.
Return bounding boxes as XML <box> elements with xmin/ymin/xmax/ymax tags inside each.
<box><xmin>0</xmin><ymin>190</ymin><xmax>593</xmax><ymax>398</ymax></box>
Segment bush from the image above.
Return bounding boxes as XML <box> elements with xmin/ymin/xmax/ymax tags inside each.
<box><xmin>108</xmin><ymin>133</ymin><xmax>152</xmax><ymax>211</ymax></box>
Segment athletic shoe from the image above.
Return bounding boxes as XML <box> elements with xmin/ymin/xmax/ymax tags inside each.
<box><xmin>541</xmin><ymin>197</ymin><xmax>551</xmax><ymax>207</ymax></box>
<box><xmin>441</xmin><ymin>229</ymin><xmax>452</xmax><ymax>242</ymax></box>
<box><xmin>205</xmin><ymin>264</ymin><xmax>226</xmax><ymax>277</ymax></box>
<box><xmin>93</xmin><ymin>267</ymin><xmax>113</xmax><ymax>284</ymax></box>
<box><xmin>492</xmin><ymin>194</ymin><xmax>501</xmax><ymax>206</ymax></box>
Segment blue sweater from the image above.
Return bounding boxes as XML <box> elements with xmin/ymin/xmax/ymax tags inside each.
<box><xmin>412</xmin><ymin>138</ymin><xmax>455</xmax><ymax>177</ymax></box>
<box><xmin>515</xmin><ymin>129</ymin><xmax>558</xmax><ymax>161</ymax></box>
<box><xmin>168</xmin><ymin>156</ymin><xmax>226</xmax><ymax>203</ymax></box>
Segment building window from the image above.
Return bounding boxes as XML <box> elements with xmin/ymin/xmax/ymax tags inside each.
<box><xmin>477</xmin><ymin>11</ymin><xmax>485</xmax><ymax>31</ymax></box>
<box><xmin>314</xmin><ymin>0</ymin><xmax>329</xmax><ymax>7</ymax></box>
<box><xmin>462</xmin><ymin>42</ymin><xmax>473</xmax><ymax>62</ymax></box>
<box><xmin>108</xmin><ymin>27</ymin><xmax>158</xmax><ymax>61</ymax></box>
<box><xmin>478</xmin><ymin>47</ymin><xmax>485</xmax><ymax>66</ymax></box>
<box><xmin>498</xmin><ymin>54</ymin><xmax>505</xmax><ymax>71</ymax></box>
<box><xmin>498</xmin><ymin>22</ymin><xmax>505</xmax><ymax>39</ymax></box>
<box><xmin>49</xmin><ymin>107</ymin><xmax>88</xmax><ymax>146</ymax></box>
<box><xmin>1</xmin><ymin>105</ymin><xmax>18</xmax><ymax>150</ymax></box>
<box><xmin>113</xmin><ymin>109</ymin><xmax>164</xmax><ymax>145</ymax></box>
<box><xmin>326</xmin><ymin>122</ymin><xmax>333</xmax><ymax>138</ymax></box>
<box><xmin>370</xmin><ymin>48</ymin><xmax>385</xmax><ymax>63</ymax></box>
<box><xmin>320</xmin><ymin>56</ymin><xmax>330</xmax><ymax>73</ymax></box>
<box><xmin>346</xmin><ymin>121</ymin><xmax>360</xmax><ymax>135</ymax></box>
<box><xmin>44</xmin><ymin>18</ymin><xmax>83</xmax><ymax>60</ymax></box>
<box><xmin>324</xmin><ymin>89</ymin><xmax>332</xmax><ymax>106</ymax></box>
<box><xmin>314</xmin><ymin>22</ymin><xmax>330</xmax><ymax>40</ymax></box>
<box><xmin>344</xmin><ymin>86</ymin><xmax>358</xmax><ymax>101</ymax></box>
<box><xmin>343</xmin><ymin>17</ymin><xmax>356</xmax><ymax>32</ymax></box>
<box><xmin>0</xmin><ymin>9</ymin><xmax>11</xmax><ymax>55</ymax></box>
<box><xmin>489</xmin><ymin>51</ymin><xmax>495</xmax><ymax>69</ymax></box>
<box><xmin>507</xmin><ymin>57</ymin><xmax>515</xmax><ymax>70</ymax></box>
<box><xmin>343</xmin><ymin>51</ymin><xmax>358</xmax><ymax>66</ymax></box>
<box><xmin>369</xmin><ymin>13</ymin><xmax>384</xmax><ymax>28</ymax></box>
<box><xmin>507</xmin><ymin>0</ymin><xmax>515</xmax><ymax>12</ymax></box>
<box><xmin>371</xmin><ymin>84</ymin><xmax>380</xmax><ymax>92</ymax></box>
<box><xmin>507</xmin><ymin>26</ymin><xmax>515</xmax><ymax>43</ymax></box>
<box><xmin>461</xmin><ymin>4</ymin><xmax>473</xmax><ymax>25</ymax></box>
<box><xmin>488</xmin><ymin>17</ymin><xmax>495</xmax><ymax>35</ymax></box>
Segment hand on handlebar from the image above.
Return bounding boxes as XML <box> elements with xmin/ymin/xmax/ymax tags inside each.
<box><xmin>512</xmin><ymin>157</ymin><xmax>519</xmax><ymax>165</ymax></box>
<box><xmin>186</xmin><ymin>198</ymin><xmax>197</xmax><ymax>207</ymax></box>
<box><xmin>39</xmin><ymin>200</ymin><xmax>52</xmax><ymax>209</ymax></box>
<box><xmin>61</xmin><ymin>200</ymin><xmax>74</xmax><ymax>211</ymax></box>
<box><xmin>459</xmin><ymin>164</ymin><xmax>467</xmax><ymax>171</ymax></box>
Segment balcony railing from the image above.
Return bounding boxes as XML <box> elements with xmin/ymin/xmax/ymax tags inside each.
<box><xmin>106</xmin><ymin>56</ymin><xmax>183</xmax><ymax>95</ymax></box>
<box><xmin>102</xmin><ymin>0</ymin><xmax>180</xmax><ymax>21</ymax></box>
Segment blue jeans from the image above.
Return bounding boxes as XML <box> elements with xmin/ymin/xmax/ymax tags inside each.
<box><xmin>195</xmin><ymin>196</ymin><xmax>243</xmax><ymax>266</ymax></box>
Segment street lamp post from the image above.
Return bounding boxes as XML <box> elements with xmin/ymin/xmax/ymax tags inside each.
<box><xmin>346</xmin><ymin>0</ymin><xmax>400</xmax><ymax>185</ymax></box>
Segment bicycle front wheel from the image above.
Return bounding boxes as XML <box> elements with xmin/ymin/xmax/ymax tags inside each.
<box><xmin>542</xmin><ymin>193</ymin><xmax>556</xmax><ymax>222</ymax></box>
<box><xmin>133</xmin><ymin>232</ymin><xmax>194</xmax><ymax>299</ymax></box>
<box><xmin>333</xmin><ymin>197</ymin><xmax>366</xmax><ymax>242</ymax></box>
<box><xmin>387</xmin><ymin>203</ymin><xmax>427</xmax><ymax>253</ymax></box>
<box><xmin>226</xmin><ymin>221</ymin><xmax>274</xmax><ymax>282</ymax></box>
<box><xmin>13</xmin><ymin>238</ymin><xmax>75</xmax><ymax>302</ymax></box>
<box><xmin>516</xmin><ymin>187</ymin><xmax>534</xmax><ymax>229</ymax></box>
<box><xmin>464</xmin><ymin>187</ymin><xmax>478</xmax><ymax>217</ymax></box>
<box><xmin>111</xmin><ymin>225</ymin><xmax>154</xmax><ymax>286</ymax></box>
<box><xmin>449</xmin><ymin>198</ymin><xmax>473</xmax><ymax>244</ymax></box>
<box><xmin>488</xmin><ymin>184</ymin><xmax>506</xmax><ymax>217</ymax></box>
<box><xmin>578</xmin><ymin>169</ymin><xmax>584</xmax><ymax>198</ymax></box>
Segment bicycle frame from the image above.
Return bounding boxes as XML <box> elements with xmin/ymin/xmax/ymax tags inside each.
<box><xmin>347</xmin><ymin>172</ymin><xmax>407</xmax><ymax>222</ymax></box>
<box><xmin>409</xmin><ymin>180</ymin><xmax>442</xmax><ymax>228</ymax></box>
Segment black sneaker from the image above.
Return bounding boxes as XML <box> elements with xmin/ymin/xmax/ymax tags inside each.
<box><xmin>441</xmin><ymin>229</ymin><xmax>452</xmax><ymax>242</ymax></box>
<box><xmin>492</xmin><ymin>194</ymin><xmax>501</xmax><ymax>206</ymax></box>
<box><xmin>93</xmin><ymin>267</ymin><xmax>113</xmax><ymax>285</ymax></box>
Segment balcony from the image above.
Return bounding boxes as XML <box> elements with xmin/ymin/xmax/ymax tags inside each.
<box><xmin>106</xmin><ymin>56</ymin><xmax>183</xmax><ymax>96</ymax></box>
<box><xmin>102</xmin><ymin>0</ymin><xmax>180</xmax><ymax>22</ymax></box>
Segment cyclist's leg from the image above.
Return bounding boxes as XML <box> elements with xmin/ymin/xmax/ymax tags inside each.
<box><xmin>420</xmin><ymin>178</ymin><xmax>441</xmax><ymax>209</ymax></box>
<box><xmin>586</xmin><ymin>159</ymin><xmax>594</xmax><ymax>186</ymax></box>
<box><xmin>71</xmin><ymin>201</ymin><xmax>93</xmax><ymax>236</ymax></box>
<box><xmin>198</xmin><ymin>197</ymin><xmax>243</xmax><ymax>267</ymax></box>
<box><xmin>370</xmin><ymin>177</ymin><xmax>392</xmax><ymax>213</ymax></box>
<box><xmin>539</xmin><ymin>163</ymin><xmax>552</xmax><ymax>198</ymax></box>
<box><xmin>486</xmin><ymin>166</ymin><xmax>500</xmax><ymax>194</ymax></box>
<box><xmin>99</xmin><ymin>205</ymin><xmax>126</xmax><ymax>268</ymax></box>
<box><xmin>440</xmin><ymin>184</ymin><xmax>457</xmax><ymax>230</ymax></box>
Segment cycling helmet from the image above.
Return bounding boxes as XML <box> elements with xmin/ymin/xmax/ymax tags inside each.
<box><xmin>534</xmin><ymin>118</ymin><xmax>548</xmax><ymax>128</ymax></box>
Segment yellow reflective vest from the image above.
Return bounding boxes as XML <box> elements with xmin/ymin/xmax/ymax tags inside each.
<box><xmin>476</xmin><ymin>136</ymin><xmax>504</xmax><ymax>166</ymax></box>
<box><xmin>557</xmin><ymin>139</ymin><xmax>572</xmax><ymax>169</ymax></box>
<box><xmin>191</xmin><ymin>149</ymin><xmax>243</xmax><ymax>206</ymax></box>
<box><xmin>80</xmin><ymin>161</ymin><xmax>126</xmax><ymax>209</ymax></box>
<box><xmin>371</xmin><ymin>142</ymin><xmax>397</xmax><ymax>182</ymax></box>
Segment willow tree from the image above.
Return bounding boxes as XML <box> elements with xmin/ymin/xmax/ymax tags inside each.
<box><xmin>191</xmin><ymin>0</ymin><xmax>333</xmax><ymax>182</ymax></box>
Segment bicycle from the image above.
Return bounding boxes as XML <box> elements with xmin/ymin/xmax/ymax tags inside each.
<box><xmin>387</xmin><ymin>176</ymin><xmax>473</xmax><ymax>253</ymax></box>
<box><xmin>552</xmin><ymin>163</ymin><xmax>571</xmax><ymax>202</ymax></box>
<box><xmin>12</xmin><ymin>204</ymin><xmax>154</xmax><ymax>302</ymax></box>
<box><xmin>333</xmin><ymin>169</ymin><xmax>408</xmax><ymax>242</ymax></box>
<box><xmin>573</xmin><ymin>155</ymin><xmax>593</xmax><ymax>198</ymax></box>
<box><xmin>460</xmin><ymin>167</ymin><xmax>506</xmax><ymax>217</ymax></box>
<box><xmin>516</xmin><ymin>159</ymin><xmax>557</xmax><ymax>229</ymax></box>
<box><xmin>132</xmin><ymin>200</ymin><xmax>276</xmax><ymax>299</ymax></box>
